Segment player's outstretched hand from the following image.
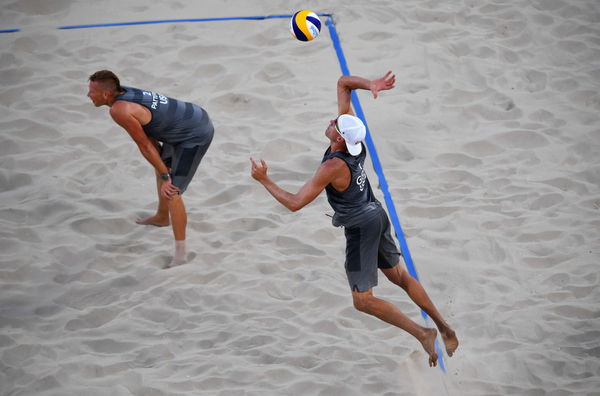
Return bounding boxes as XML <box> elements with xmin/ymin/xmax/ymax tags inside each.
<box><xmin>370</xmin><ymin>71</ymin><xmax>396</xmax><ymax>98</ymax></box>
<box><xmin>250</xmin><ymin>157</ymin><xmax>268</xmax><ymax>183</ymax></box>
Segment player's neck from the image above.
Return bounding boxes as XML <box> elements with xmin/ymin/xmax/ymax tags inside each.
<box><xmin>329</xmin><ymin>141</ymin><xmax>347</xmax><ymax>154</ymax></box>
<box><xmin>106</xmin><ymin>93</ymin><xmax>118</xmax><ymax>107</ymax></box>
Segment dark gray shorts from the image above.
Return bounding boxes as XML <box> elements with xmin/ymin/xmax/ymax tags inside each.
<box><xmin>161</xmin><ymin>135</ymin><xmax>213</xmax><ymax>193</ymax></box>
<box><xmin>343</xmin><ymin>205</ymin><xmax>401</xmax><ymax>292</ymax></box>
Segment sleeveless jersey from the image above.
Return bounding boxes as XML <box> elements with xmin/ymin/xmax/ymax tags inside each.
<box><xmin>322</xmin><ymin>143</ymin><xmax>380</xmax><ymax>227</ymax></box>
<box><xmin>115</xmin><ymin>86</ymin><xmax>211</xmax><ymax>145</ymax></box>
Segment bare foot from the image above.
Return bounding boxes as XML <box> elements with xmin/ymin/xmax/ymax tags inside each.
<box><xmin>441</xmin><ymin>328</ymin><xmax>459</xmax><ymax>357</ymax></box>
<box><xmin>136</xmin><ymin>215</ymin><xmax>170</xmax><ymax>227</ymax></box>
<box><xmin>420</xmin><ymin>328</ymin><xmax>438</xmax><ymax>367</ymax></box>
<box><xmin>164</xmin><ymin>241</ymin><xmax>187</xmax><ymax>269</ymax></box>
<box><xmin>163</xmin><ymin>256</ymin><xmax>186</xmax><ymax>269</ymax></box>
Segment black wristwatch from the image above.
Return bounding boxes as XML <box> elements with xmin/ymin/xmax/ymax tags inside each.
<box><xmin>159</xmin><ymin>173</ymin><xmax>170</xmax><ymax>181</ymax></box>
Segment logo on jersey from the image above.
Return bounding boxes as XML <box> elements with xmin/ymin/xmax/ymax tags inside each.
<box><xmin>356</xmin><ymin>163</ymin><xmax>367</xmax><ymax>192</ymax></box>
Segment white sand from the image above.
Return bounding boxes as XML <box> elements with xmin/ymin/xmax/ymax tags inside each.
<box><xmin>1</xmin><ymin>0</ymin><xmax>599</xmax><ymax>395</ymax></box>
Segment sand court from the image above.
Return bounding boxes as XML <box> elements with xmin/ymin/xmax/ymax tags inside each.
<box><xmin>2</xmin><ymin>1</ymin><xmax>600</xmax><ymax>395</ymax></box>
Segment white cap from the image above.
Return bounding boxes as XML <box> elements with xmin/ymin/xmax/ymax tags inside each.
<box><xmin>336</xmin><ymin>114</ymin><xmax>366</xmax><ymax>156</ymax></box>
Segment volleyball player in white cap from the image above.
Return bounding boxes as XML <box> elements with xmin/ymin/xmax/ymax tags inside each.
<box><xmin>250</xmin><ymin>71</ymin><xmax>458</xmax><ymax>367</ymax></box>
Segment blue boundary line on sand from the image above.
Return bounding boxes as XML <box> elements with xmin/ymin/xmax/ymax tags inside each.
<box><xmin>56</xmin><ymin>15</ymin><xmax>331</xmax><ymax>29</ymax></box>
<box><xmin>3</xmin><ymin>14</ymin><xmax>334</xmax><ymax>33</ymax></box>
<box><xmin>4</xmin><ymin>12</ymin><xmax>446</xmax><ymax>372</ymax></box>
<box><xmin>325</xmin><ymin>16</ymin><xmax>446</xmax><ymax>373</ymax></box>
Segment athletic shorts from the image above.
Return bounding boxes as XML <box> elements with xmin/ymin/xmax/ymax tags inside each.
<box><xmin>343</xmin><ymin>205</ymin><xmax>401</xmax><ymax>292</ymax></box>
<box><xmin>161</xmin><ymin>132</ymin><xmax>213</xmax><ymax>194</ymax></box>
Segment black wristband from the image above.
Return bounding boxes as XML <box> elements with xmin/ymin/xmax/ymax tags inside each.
<box><xmin>159</xmin><ymin>173</ymin><xmax>170</xmax><ymax>181</ymax></box>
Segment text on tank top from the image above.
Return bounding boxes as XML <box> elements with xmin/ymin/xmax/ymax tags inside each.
<box><xmin>114</xmin><ymin>86</ymin><xmax>206</xmax><ymax>144</ymax></box>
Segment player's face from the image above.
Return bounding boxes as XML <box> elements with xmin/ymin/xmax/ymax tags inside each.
<box><xmin>325</xmin><ymin>118</ymin><xmax>339</xmax><ymax>140</ymax></box>
<box><xmin>87</xmin><ymin>81</ymin><xmax>108</xmax><ymax>107</ymax></box>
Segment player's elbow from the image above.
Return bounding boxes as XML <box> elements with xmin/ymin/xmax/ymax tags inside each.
<box><xmin>287</xmin><ymin>198</ymin><xmax>305</xmax><ymax>212</ymax></box>
<box><xmin>288</xmin><ymin>202</ymin><xmax>303</xmax><ymax>212</ymax></box>
<box><xmin>338</xmin><ymin>75</ymin><xmax>356</xmax><ymax>89</ymax></box>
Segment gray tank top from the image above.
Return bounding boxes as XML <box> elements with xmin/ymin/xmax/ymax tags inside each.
<box><xmin>323</xmin><ymin>144</ymin><xmax>379</xmax><ymax>227</ymax></box>
<box><xmin>115</xmin><ymin>86</ymin><xmax>211</xmax><ymax>145</ymax></box>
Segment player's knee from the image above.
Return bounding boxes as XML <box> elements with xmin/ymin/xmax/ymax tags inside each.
<box><xmin>352</xmin><ymin>292</ymin><xmax>373</xmax><ymax>314</ymax></box>
<box><xmin>166</xmin><ymin>193</ymin><xmax>184</xmax><ymax>207</ymax></box>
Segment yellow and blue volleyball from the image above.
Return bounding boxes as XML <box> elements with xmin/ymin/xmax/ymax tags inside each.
<box><xmin>290</xmin><ymin>10</ymin><xmax>321</xmax><ymax>42</ymax></box>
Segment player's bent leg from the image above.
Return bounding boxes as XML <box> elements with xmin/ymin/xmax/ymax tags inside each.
<box><xmin>351</xmin><ymin>289</ymin><xmax>438</xmax><ymax>367</ymax></box>
<box><xmin>165</xmin><ymin>194</ymin><xmax>187</xmax><ymax>267</ymax></box>
<box><xmin>136</xmin><ymin>171</ymin><xmax>170</xmax><ymax>227</ymax></box>
<box><xmin>381</xmin><ymin>265</ymin><xmax>459</xmax><ymax>357</ymax></box>
<box><xmin>167</xmin><ymin>193</ymin><xmax>187</xmax><ymax>241</ymax></box>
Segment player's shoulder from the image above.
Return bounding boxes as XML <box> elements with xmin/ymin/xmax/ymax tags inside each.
<box><xmin>109</xmin><ymin>100</ymin><xmax>142</xmax><ymax>124</ymax></box>
<box><xmin>110</xmin><ymin>99</ymin><xmax>141</xmax><ymax>114</ymax></box>
<box><xmin>320</xmin><ymin>155</ymin><xmax>348</xmax><ymax>175</ymax></box>
<box><xmin>110</xmin><ymin>100</ymin><xmax>127</xmax><ymax>115</ymax></box>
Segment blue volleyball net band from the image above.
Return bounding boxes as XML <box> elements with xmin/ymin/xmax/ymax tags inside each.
<box><xmin>3</xmin><ymin>13</ymin><xmax>447</xmax><ymax>372</ymax></box>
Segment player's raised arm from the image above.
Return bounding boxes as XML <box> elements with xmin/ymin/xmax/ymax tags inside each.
<box><xmin>337</xmin><ymin>71</ymin><xmax>396</xmax><ymax>116</ymax></box>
